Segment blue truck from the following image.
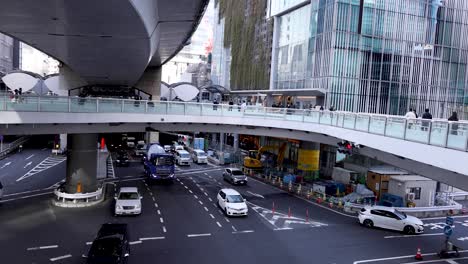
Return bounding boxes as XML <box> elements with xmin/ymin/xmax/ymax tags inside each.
<box><xmin>143</xmin><ymin>143</ymin><xmax>175</xmax><ymax>182</ymax></box>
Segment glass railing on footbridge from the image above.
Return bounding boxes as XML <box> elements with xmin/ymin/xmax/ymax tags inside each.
<box><xmin>1</xmin><ymin>95</ymin><xmax>467</xmax><ymax>152</ymax></box>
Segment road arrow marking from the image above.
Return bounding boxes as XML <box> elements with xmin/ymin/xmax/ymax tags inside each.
<box><xmin>247</xmin><ymin>191</ymin><xmax>265</xmax><ymax>199</ymax></box>
<box><xmin>0</xmin><ymin>162</ymin><xmax>11</xmax><ymax>169</ymax></box>
<box><xmin>24</xmin><ymin>161</ymin><xmax>32</xmax><ymax>168</ymax></box>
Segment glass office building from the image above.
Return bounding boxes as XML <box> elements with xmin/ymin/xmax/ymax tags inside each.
<box><xmin>270</xmin><ymin>0</ymin><xmax>468</xmax><ymax>118</ymax></box>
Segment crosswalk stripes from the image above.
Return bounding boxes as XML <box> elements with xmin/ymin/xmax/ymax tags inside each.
<box><xmin>16</xmin><ymin>156</ymin><xmax>66</xmax><ymax>182</ymax></box>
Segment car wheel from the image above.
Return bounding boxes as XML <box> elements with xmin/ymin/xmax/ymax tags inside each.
<box><xmin>363</xmin><ymin>219</ymin><xmax>373</xmax><ymax>228</ymax></box>
<box><xmin>404</xmin><ymin>225</ymin><xmax>415</xmax><ymax>235</ymax></box>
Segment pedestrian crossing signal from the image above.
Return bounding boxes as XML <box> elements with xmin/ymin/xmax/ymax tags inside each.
<box><xmin>337</xmin><ymin>141</ymin><xmax>353</xmax><ymax>155</ymax></box>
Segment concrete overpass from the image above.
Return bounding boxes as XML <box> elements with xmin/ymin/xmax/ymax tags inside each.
<box><xmin>0</xmin><ymin>0</ymin><xmax>209</xmax><ymax>95</ymax></box>
<box><xmin>1</xmin><ymin>95</ymin><xmax>468</xmax><ymax>191</ymax></box>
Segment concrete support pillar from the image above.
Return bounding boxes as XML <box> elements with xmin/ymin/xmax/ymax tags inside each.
<box><xmin>58</xmin><ymin>65</ymin><xmax>88</xmax><ymax>95</ymax></box>
<box><xmin>300</xmin><ymin>141</ymin><xmax>321</xmax><ymax>181</ymax></box>
<box><xmin>65</xmin><ymin>134</ymin><xmax>98</xmax><ymax>193</ymax></box>
<box><xmin>135</xmin><ymin>66</ymin><xmax>162</xmax><ymax>99</ymax></box>
<box><xmin>260</xmin><ymin>136</ymin><xmax>266</xmax><ymax>146</ymax></box>
<box><xmin>59</xmin><ymin>134</ymin><xmax>67</xmax><ymax>153</ymax></box>
<box><xmin>220</xmin><ymin>132</ymin><xmax>225</xmax><ymax>152</ymax></box>
<box><xmin>269</xmin><ymin>16</ymin><xmax>280</xmax><ymax>90</ymax></box>
<box><xmin>233</xmin><ymin>134</ymin><xmax>239</xmax><ymax>151</ymax></box>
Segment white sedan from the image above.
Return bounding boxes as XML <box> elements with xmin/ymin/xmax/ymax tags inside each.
<box><xmin>114</xmin><ymin>187</ymin><xmax>142</xmax><ymax>216</ymax></box>
<box><xmin>217</xmin><ymin>188</ymin><xmax>248</xmax><ymax>217</ymax></box>
<box><xmin>358</xmin><ymin>206</ymin><xmax>424</xmax><ymax>234</ymax></box>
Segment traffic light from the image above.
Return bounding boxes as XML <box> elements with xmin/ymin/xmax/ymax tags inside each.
<box><xmin>337</xmin><ymin>141</ymin><xmax>353</xmax><ymax>155</ymax></box>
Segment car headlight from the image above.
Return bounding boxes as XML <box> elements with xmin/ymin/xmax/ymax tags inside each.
<box><xmin>116</xmin><ymin>205</ymin><xmax>123</xmax><ymax>210</ymax></box>
<box><xmin>135</xmin><ymin>204</ymin><xmax>141</xmax><ymax>209</ymax></box>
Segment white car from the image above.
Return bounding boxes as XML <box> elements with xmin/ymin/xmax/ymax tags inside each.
<box><xmin>192</xmin><ymin>149</ymin><xmax>208</xmax><ymax>164</ymax></box>
<box><xmin>358</xmin><ymin>206</ymin><xmax>424</xmax><ymax>234</ymax></box>
<box><xmin>175</xmin><ymin>150</ymin><xmax>191</xmax><ymax>166</ymax></box>
<box><xmin>114</xmin><ymin>187</ymin><xmax>142</xmax><ymax>216</ymax></box>
<box><xmin>217</xmin><ymin>188</ymin><xmax>248</xmax><ymax>217</ymax></box>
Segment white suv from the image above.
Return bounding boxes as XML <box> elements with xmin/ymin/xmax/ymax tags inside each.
<box><xmin>217</xmin><ymin>188</ymin><xmax>248</xmax><ymax>217</ymax></box>
<box><xmin>175</xmin><ymin>150</ymin><xmax>191</xmax><ymax>166</ymax></box>
<box><xmin>192</xmin><ymin>149</ymin><xmax>208</xmax><ymax>164</ymax></box>
<box><xmin>114</xmin><ymin>187</ymin><xmax>142</xmax><ymax>216</ymax></box>
<box><xmin>358</xmin><ymin>206</ymin><xmax>424</xmax><ymax>234</ymax></box>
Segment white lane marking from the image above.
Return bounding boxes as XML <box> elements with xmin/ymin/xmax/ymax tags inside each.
<box><xmin>209</xmin><ymin>214</ymin><xmax>215</xmax><ymax>219</ymax></box>
<box><xmin>232</xmin><ymin>226</ymin><xmax>237</xmax><ymax>232</ymax></box>
<box><xmin>154</xmin><ymin>203</ymin><xmax>158</xmax><ymax>208</ymax></box>
<box><xmin>152</xmin><ymin>197</ymin><xmax>156</xmax><ymax>202</ymax></box>
<box><xmin>208</xmin><ymin>198</ymin><xmax>213</xmax><ymax>202</ymax></box>
<box><xmin>27</xmin><ymin>245</ymin><xmax>59</xmax><ymax>251</ymax></box>
<box><xmin>384</xmin><ymin>233</ymin><xmax>444</xmax><ymax>239</ymax></box>
<box><xmin>0</xmin><ymin>191</ymin><xmax>53</xmax><ymax>203</ymax></box>
<box><xmin>447</xmin><ymin>260</ymin><xmax>461</xmax><ymax>264</ymax></box>
<box><xmin>50</xmin><ymin>254</ymin><xmax>72</xmax><ymax>262</ymax></box>
<box><xmin>233</xmin><ymin>230</ymin><xmax>254</xmax><ymax>234</ymax></box>
<box><xmin>204</xmin><ymin>206</ymin><xmax>209</xmax><ymax>211</ymax></box>
<box><xmin>41</xmin><ymin>148</ymin><xmax>47</xmax><ymax>151</ymax></box>
<box><xmin>157</xmin><ymin>210</ymin><xmax>161</xmax><ymax>215</ymax></box>
<box><xmin>149</xmin><ymin>192</ymin><xmax>153</xmax><ymax>196</ymax></box>
<box><xmin>160</xmin><ymin>217</ymin><xmax>164</xmax><ymax>223</ymax></box>
<box><xmin>204</xmin><ymin>173</ymin><xmax>208</xmax><ymax>176</ymax></box>
<box><xmin>162</xmin><ymin>226</ymin><xmax>167</xmax><ymax>233</ymax></box>
<box><xmin>139</xmin><ymin>237</ymin><xmax>165</xmax><ymax>241</ymax></box>
<box><xmin>26</xmin><ymin>154</ymin><xmax>34</xmax><ymax>160</ymax></box>
<box><xmin>273</xmin><ymin>227</ymin><xmax>293</xmax><ymax>231</ymax></box>
<box><xmin>224</xmin><ymin>217</ymin><xmax>230</xmax><ymax>223</ymax></box>
<box><xmin>129</xmin><ymin>241</ymin><xmax>142</xmax><ymax>245</ymax></box>
<box><xmin>187</xmin><ymin>233</ymin><xmax>211</xmax><ymax>238</ymax></box>
<box><xmin>199</xmin><ymin>200</ymin><xmax>203</xmax><ymax>205</ymax></box>
<box><xmin>194</xmin><ymin>195</ymin><xmax>198</xmax><ymax>199</ymax></box>
<box><xmin>85</xmin><ymin>242</ymin><xmax>92</xmax><ymax>245</ymax></box>
<box><xmin>16</xmin><ymin>157</ymin><xmax>66</xmax><ymax>182</ymax></box>
<box><xmin>247</xmin><ymin>191</ymin><xmax>265</xmax><ymax>199</ymax></box>
<box><xmin>189</xmin><ymin>190</ymin><xmax>193</xmax><ymax>193</ymax></box>
<box><xmin>23</xmin><ymin>161</ymin><xmax>32</xmax><ymax>168</ymax></box>
<box><xmin>178</xmin><ymin>168</ymin><xmax>222</xmax><ymax>175</ymax></box>
<box><xmin>204</xmin><ymin>192</ymin><xmax>208</xmax><ymax>196</ymax></box>
<box><xmin>184</xmin><ymin>186</ymin><xmax>188</xmax><ymax>189</ymax></box>
<box><xmin>0</xmin><ymin>161</ymin><xmax>11</xmax><ymax>169</ymax></box>
<box><xmin>216</xmin><ymin>221</ymin><xmax>222</xmax><ymax>227</ymax></box>
<box><xmin>213</xmin><ymin>203</ymin><xmax>218</xmax><ymax>208</ymax></box>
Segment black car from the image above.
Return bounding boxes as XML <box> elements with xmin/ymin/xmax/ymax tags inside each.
<box><xmin>115</xmin><ymin>152</ymin><xmax>129</xmax><ymax>167</ymax></box>
<box><xmin>84</xmin><ymin>223</ymin><xmax>130</xmax><ymax>264</ymax></box>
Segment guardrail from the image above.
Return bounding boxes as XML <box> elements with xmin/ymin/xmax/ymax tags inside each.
<box><xmin>53</xmin><ymin>184</ymin><xmax>107</xmax><ymax>207</ymax></box>
<box><xmin>1</xmin><ymin>95</ymin><xmax>467</xmax><ymax>152</ymax></box>
<box><xmin>0</xmin><ymin>136</ymin><xmax>30</xmax><ymax>159</ymax></box>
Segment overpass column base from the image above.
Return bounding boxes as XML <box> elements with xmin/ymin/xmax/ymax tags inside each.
<box><xmin>64</xmin><ymin>133</ymin><xmax>98</xmax><ymax>194</ymax></box>
<box><xmin>300</xmin><ymin>141</ymin><xmax>320</xmax><ymax>181</ymax></box>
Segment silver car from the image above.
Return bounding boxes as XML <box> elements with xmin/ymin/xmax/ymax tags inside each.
<box><xmin>223</xmin><ymin>168</ymin><xmax>248</xmax><ymax>185</ymax></box>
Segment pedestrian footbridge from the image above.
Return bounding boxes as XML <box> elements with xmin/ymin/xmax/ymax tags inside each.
<box><xmin>1</xmin><ymin>96</ymin><xmax>468</xmax><ymax>190</ymax></box>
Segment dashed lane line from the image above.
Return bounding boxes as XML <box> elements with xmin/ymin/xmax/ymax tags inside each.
<box><xmin>204</xmin><ymin>192</ymin><xmax>209</xmax><ymax>196</ymax></box>
<box><xmin>216</xmin><ymin>221</ymin><xmax>222</xmax><ymax>227</ymax></box>
<box><xmin>162</xmin><ymin>226</ymin><xmax>167</xmax><ymax>233</ymax></box>
<box><xmin>198</xmin><ymin>200</ymin><xmax>203</xmax><ymax>205</ymax></box>
<box><xmin>209</xmin><ymin>214</ymin><xmax>215</xmax><ymax>219</ymax></box>
<box><xmin>233</xmin><ymin>230</ymin><xmax>254</xmax><ymax>234</ymax></box>
<box><xmin>224</xmin><ymin>217</ymin><xmax>230</xmax><ymax>223</ymax></box>
<box><xmin>231</xmin><ymin>226</ymin><xmax>237</xmax><ymax>232</ymax></box>
<box><xmin>27</xmin><ymin>245</ymin><xmax>58</xmax><ymax>251</ymax></box>
<box><xmin>160</xmin><ymin>217</ymin><xmax>164</xmax><ymax>223</ymax></box>
<box><xmin>157</xmin><ymin>210</ymin><xmax>161</xmax><ymax>215</ymax></box>
<box><xmin>50</xmin><ymin>254</ymin><xmax>72</xmax><ymax>262</ymax></box>
<box><xmin>204</xmin><ymin>207</ymin><xmax>209</xmax><ymax>212</ymax></box>
<box><xmin>154</xmin><ymin>203</ymin><xmax>158</xmax><ymax>208</ymax></box>
<box><xmin>26</xmin><ymin>154</ymin><xmax>35</xmax><ymax>160</ymax></box>
<box><xmin>208</xmin><ymin>198</ymin><xmax>213</xmax><ymax>202</ymax></box>
<box><xmin>194</xmin><ymin>195</ymin><xmax>198</xmax><ymax>199</ymax></box>
<box><xmin>184</xmin><ymin>186</ymin><xmax>189</xmax><ymax>189</ymax></box>
<box><xmin>187</xmin><ymin>233</ymin><xmax>211</xmax><ymax>238</ymax></box>
<box><xmin>189</xmin><ymin>190</ymin><xmax>193</xmax><ymax>194</ymax></box>
<box><xmin>129</xmin><ymin>241</ymin><xmax>142</xmax><ymax>245</ymax></box>
<box><xmin>139</xmin><ymin>237</ymin><xmax>165</xmax><ymax>241</ymax></box>
<box><xmin>152</xmin><ymin>197</ymin><xmax>156</xmax><ymax>202</ymax></box>
<box><xmin>384</xmin><ymin>233</ymin><xmax>444</xmax><ymax>239</ymax></box>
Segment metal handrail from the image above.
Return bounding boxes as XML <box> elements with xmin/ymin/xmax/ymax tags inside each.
<box><xmin>1</xmin><ymin>95</ymin><xmax>468</xmax><ymax>152</ymax></box>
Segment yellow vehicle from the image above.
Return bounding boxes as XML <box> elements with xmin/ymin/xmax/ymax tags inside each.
<box><xmin>243</xmin><ymin>143</ymin><xmax>287</xmax><ymax>169</ymax></box>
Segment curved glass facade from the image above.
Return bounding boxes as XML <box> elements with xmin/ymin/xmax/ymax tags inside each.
<box><xmin>272</xmin><ymin>0</ymin><xmax>468</xmax><ymax>118</ymax></box>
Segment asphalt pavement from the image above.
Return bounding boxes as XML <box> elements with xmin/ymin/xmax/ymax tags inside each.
<box><xmin>1</xmin><ymin>160</ymin><xmax>468</xmax><ymax>263</ymax></box>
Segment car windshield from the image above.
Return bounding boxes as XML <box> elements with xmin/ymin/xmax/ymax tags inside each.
<box><xmin>394</xmin><ymin>209</ymin><xmax>407</xmax><ymax>219</ymax></box>
<box><xmin>153</xmin><ymin>156</ymin><xmax>174</xmax><ymax>166</ymax></box>
<box><xmin>89</xmin><ymin>238</ymin><xmax>121</xmax><ymax>258</ymax></box>
<box><xmin>119</xmin><ymin>192</ymin><xmax>139</xmax><ymax>199</ymax></box>
<box><xmin>180</xmin><ymin>153</ymin><xmax>190</xmax><ymax>158</ymax></box>
<box><xmin>231</xmin><ymin>170</ymin><xmax>244</xmax><ymax>176</ymax></box>
<box><xmin>227</xmin><ymin>195</ymin><xmax>244</xmax><ymax>203</ymax></box>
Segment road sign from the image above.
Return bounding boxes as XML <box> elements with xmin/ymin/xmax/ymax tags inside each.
<box><xmin>446</xmin><ymin>216</ymin><xmax>454</xmax><ymax>226</ymax></box>
<box><xmin>444</xmin><ymin>225</ymin><xmax>453</xmax><ymax>237</ymax></box>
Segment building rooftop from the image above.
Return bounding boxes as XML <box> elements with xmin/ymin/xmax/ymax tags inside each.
<box><xmin>368</xmin><ymin>165</ymin><xmax>408</xmax><ymax>175</ymax></box>
<box><xmin>390</xmin><ymin>175</ymin><xmax>434</xmax><ymax>182</ymax></box>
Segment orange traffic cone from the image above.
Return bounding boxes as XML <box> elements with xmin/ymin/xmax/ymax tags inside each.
<box><xmin>415</xmin><ymin>248</ymin><xmax>423</xmax><ymax>260</ymax></box>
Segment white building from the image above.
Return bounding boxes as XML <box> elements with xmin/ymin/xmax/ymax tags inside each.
<box><xmin>388</xmin><ymin>175</ymin><xmax>437</xmax><ymax>207</ymax></box>
<box><xmin>210</xmin><ymin>3</ymin><xmax>231</xmax><ymax>90</ymax></box>
<box><xmin>20</xmin><ymin>43</ymin><xmax>59</xmax><ymax>76</ymax></box>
